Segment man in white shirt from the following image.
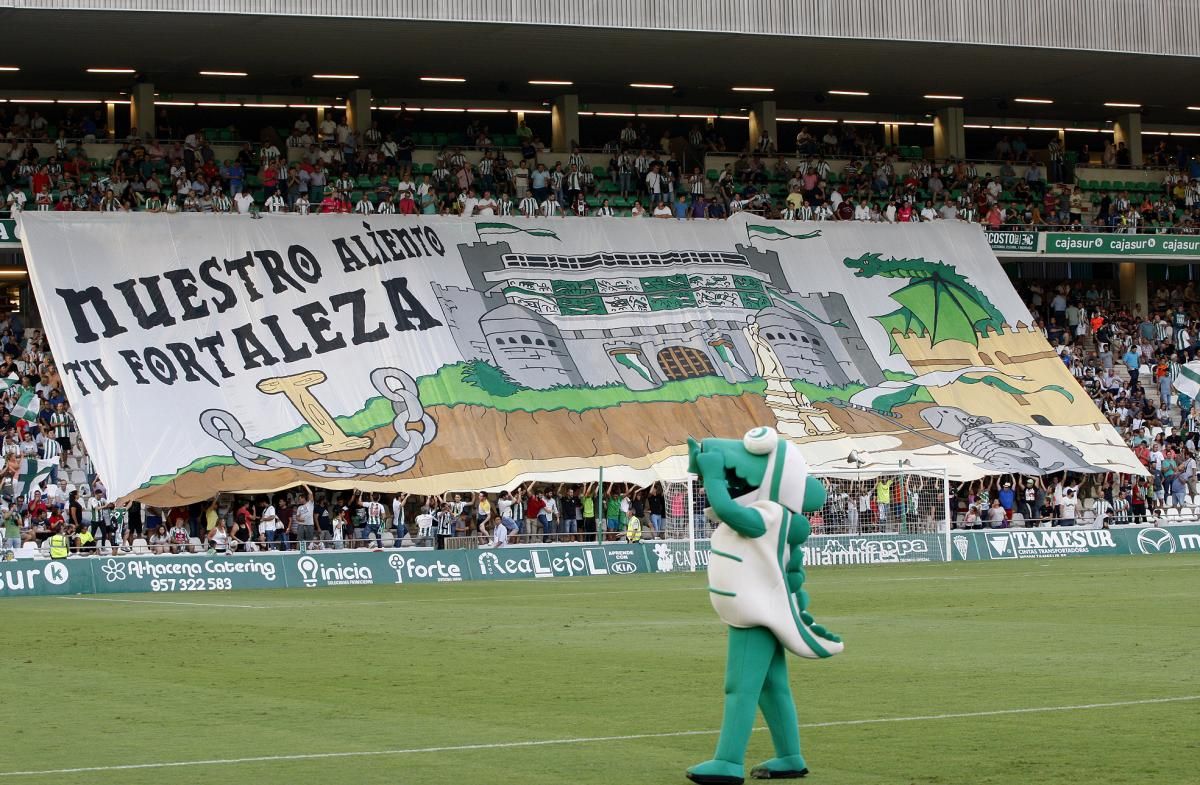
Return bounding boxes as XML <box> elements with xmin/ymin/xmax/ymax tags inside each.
<box><xmin>489</xmin><ymin>513</ymin><xmax>509</xmax><ymax>548</ymax></box>
<box><xmin>1055</xmin><ymin>486</ymin><xmax>1079</xmax><ymax>526</ymax></box>
<box><xmin>318</xmin><ymin>117</ymin><xmax>336</xmax><ymax>143</ymax></box>
<box><xmin>541</xmin><ymin>493</ymin><xmax>559</xmax><ymax>540</ymax></box>
<box><xmin>293</xmin><ymin>487</ymin><xmax>316</xmax><ymax>546</ymax></box>
<box><xmin>415</xmin><ymin>506</ymin><xmax>435</xmax><ymax>547</ymax></box>
<box><xmin>259</xmin><ymin>499</ymin><xmax>279</xmax><ymax>548</ymax></box>
<box><xmin>233</xmin><ymin>188</ymin><xmax>255</xmax><ymax>214</ymax></box>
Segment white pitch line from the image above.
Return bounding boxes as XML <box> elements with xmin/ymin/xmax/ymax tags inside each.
<box><xmin>56</xmin><ymin>596</ymin><xmax>268</xmax><ymax>609</ymax></box>
<box><xmin>1</xmin><ymin>695</ymin><xmax>1195</xmax><ymax>778</ymax></box>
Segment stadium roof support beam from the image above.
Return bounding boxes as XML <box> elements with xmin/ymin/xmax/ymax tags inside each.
<box><xmin>1113</xmin><ymin>112</ymin><xmax>1143</xmax><ymax>166</ymax></box>
<box><xmin>130</xmin><ymin>82</ymin><xmax>154</xmax><ymax>138</ymax></box>
<box><xmin>749</xmin><ymin>100</ymin><xmax>777</xmax><ymax>155</ymax></box>
<box><xmin>552</xmin><ymin>93</ymin><xmax>579</xmax><ymax>154</ymax></box>
<box><xmin>934</xmin><ymin>106</ymin><xmax>965</xmax><ymax>160</ymax></box>
<box><xmin>346</xmin><ymin>87</ymin><xmax>371</xmax><ymax>133</ymax></box>
<box><xmin>1119</xmin><ymin>262</ymin><xmax>1148</xmax><ymax>317</ymax></box>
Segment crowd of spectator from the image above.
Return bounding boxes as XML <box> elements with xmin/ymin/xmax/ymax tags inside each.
<box><xmin>4</xmin><ymin>110</ymin><xmax>1200</xmax><ymax>556</ymax></box>
<box><xmin>6</xmin><ymin>479</ymin><xmax>689</xmax><ymax>557</ymax></box>
<box><xmin>1</xmin><ymin>109</ymin><xmax>1197</xmax><ymax>234</ymax></box>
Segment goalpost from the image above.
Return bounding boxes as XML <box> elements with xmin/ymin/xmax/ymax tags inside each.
<box><xmin>659</xmin><ymin>467</ymin><xmax>953</xmax><ymax>572</ymax></box>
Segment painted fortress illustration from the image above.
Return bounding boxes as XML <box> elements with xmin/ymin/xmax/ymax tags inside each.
<box><xmin>434</xmin><ymin>241</ymin><xmax>884</xmax><ymax>393</ymax></box>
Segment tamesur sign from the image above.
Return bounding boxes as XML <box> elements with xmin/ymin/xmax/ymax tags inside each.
<box><xmin>951</xmin><ymin>524</ymin><xmax>1200</xmax><ymax>561</ymax></box>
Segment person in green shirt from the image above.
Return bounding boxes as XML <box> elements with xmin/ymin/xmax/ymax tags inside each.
<box><xmin>580</xmin><ymin>483</ymin><xmax>596</xmax><ymax>537</ymax></box>
<box><xmin>604</xmin><ymin>484</ymin><xmax>622</xmax><ymax>539</ymax></box>
<box><xmin>3</xmin><ymin>508</ymin><xmax>21</xmax><ymax>553</ymax></box>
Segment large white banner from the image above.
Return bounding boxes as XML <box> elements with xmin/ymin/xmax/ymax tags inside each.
<box><xmin>19</xmin><ymin>213</ymin><xmax>1140</xmax><ymax>504</ymax></box>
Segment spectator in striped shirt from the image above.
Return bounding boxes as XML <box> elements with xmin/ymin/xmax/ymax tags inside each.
<box><xmin>49</xmin><ymin>403</ymin><xmax>73</xmax><ymax>460</ymax></box>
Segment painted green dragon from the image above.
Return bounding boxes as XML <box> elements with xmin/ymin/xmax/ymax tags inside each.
<box><xmin>844</xmin><ymin>252</ymin><xmax>1005</xmax><ymax>350</ymax></box>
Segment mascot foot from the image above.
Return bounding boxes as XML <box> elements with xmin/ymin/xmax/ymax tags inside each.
<box><xmin>750</xmin><ymin>756</ymin><xmax>809</xmax><ymax>779</ymax></box>
<box><xmin>686</xmin><ymin>759</ymin><xmax>745</xmax><ymax>784</ymax></box>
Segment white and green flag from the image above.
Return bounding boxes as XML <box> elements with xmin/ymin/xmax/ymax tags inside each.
<box><xmin>8</xmin><ymin>389</ymin><xmax>39</xmax><ymax>424</ymax></box>
<box><xmin>1172</xmin><ymin>361</ymin><xmax>1200</xmax><ymax>401</ymax></box>
<box><xmin>14</xmin><ymin>457</ymin><xmax>56</xmax><ymax>498</ymax></box>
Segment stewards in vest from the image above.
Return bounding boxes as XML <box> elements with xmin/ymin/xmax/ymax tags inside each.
<box><xmin>48</xmin><ymin>526</ymin><xmax>70</xmax><ymax>559</ymax></box>
<box><xmin>626</xmin><ymin>512</ymin><xmax>643</xmax><ymax>543</ymax></box>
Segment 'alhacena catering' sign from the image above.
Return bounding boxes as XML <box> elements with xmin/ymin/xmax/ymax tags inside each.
<box><xmin>18</xmin><ymin>214</ymin><xmax>1139</xmax><ymax>504</ymax></box>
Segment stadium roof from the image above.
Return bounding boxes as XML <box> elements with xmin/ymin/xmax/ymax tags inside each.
<box><xmin>0</xmin><ymin>3</ymin><xmax>1198</xmax><ymax>125</ymax></box>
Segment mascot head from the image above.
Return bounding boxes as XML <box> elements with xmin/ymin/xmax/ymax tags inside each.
<box><xmin>688</xmin><ymin>426</ymin><xmax>825</xmax><ymax>514</ymax></box>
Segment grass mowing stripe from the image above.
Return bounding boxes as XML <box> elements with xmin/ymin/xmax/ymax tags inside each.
<box><xmin>3</xmin><ymin>695</ymin><xmax>1195</xmax><ymax>778</ymax></box>
<box><xmin>56</xmin><ymin>597</ymin><xmax>269</xmax><ymax>609</ymax></box>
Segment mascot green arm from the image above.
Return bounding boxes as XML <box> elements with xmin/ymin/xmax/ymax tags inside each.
<box><xmin>686</xmin><ymin>427</ymin><xmax>842</xmax><ymax>785</ymax></box>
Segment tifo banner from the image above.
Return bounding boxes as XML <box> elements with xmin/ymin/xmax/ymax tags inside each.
<box><xmin>1044</xmin><ymin>233</ymin><xmax>1200</xmax><ymax>257</ymax></box>
<box><xmin>0</xmin><ymin>543</ymin><xmax>653</xmax><ymax>598</ymax></box>
<box><xmin>19</xmin><ymin>213</ymin><xmax>1140</xmax><ymax>504</ymax></box>
<box><xmin>983</xmin><ymin>230</ymin><xmax>1037</xmax><ymax>254</ymax></box>
<box><xmin>0</xmin><ymin>218</ymin><xmax>17</xmax><ymax>247</ymax></box>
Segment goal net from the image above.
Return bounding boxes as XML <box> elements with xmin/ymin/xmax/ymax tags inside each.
<box><xmin>656</xmin><ymin>468</ymin><xmax>952</xmax><ymax>571</ymax></box>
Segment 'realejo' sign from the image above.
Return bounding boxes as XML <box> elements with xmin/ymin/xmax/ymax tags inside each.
<box><xmin>1044</xmin><ymin>233</ymin><xmax>1200</xmax><ymax>257</ymax></box>
<box><xmin>985</xmin><ymin>230</ymin><xmax>1037</xmax><ymax>253</ymax></box>
<box><xmin>0</xmin><ymin>544</ymin><xmax>652</xmax><ymax>598</ymax></box>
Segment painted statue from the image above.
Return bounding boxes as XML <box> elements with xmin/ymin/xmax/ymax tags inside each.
<box><xmin>686</xmin><ymin>426</ymin><xmax>843</xmax><ymax>784</ymax></box>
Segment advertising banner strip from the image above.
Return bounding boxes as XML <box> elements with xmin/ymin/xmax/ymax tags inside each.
<box><xmin>949</xmin><ymin>525</ymin><xmax>1200</xmax><ymax>560</ymax></box>
<box><xmin>0</xmin><ymin>544</ymin><xmax>654</xmax><ymax>599</ymax></box>
<box><xmin>984</xmin><ymin>231</ymin><xmax>1038</xmax><ymax>253</ymax></box>
<box><xmin>1043</xmin><ymin>233</ymin><xmax>1200</xmax><ymax>257</ymax></box>
<box><xmin>17</xmin><ymin>213</ymin><xmax>1138</xmax><ymax>504</ymax></box>
<box><xmin>3</xmin><ymin>528</ymin><xmax>1197</xmax><ymax>599</ymax></box>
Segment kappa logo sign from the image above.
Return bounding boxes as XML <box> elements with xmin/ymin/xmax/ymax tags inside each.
<box><xmin>802</xmin><ymin>537</ymin><xmax>932</xmax><ymax>566</ymax></box>
<box><xmin>1135</xmin><ymin>528</ymin><xmax>1175</xmax><ymax>555</ymax></box>
<box><xmin>985</xmin><ymin>529</ymin><xmax>1117</xmax><ymax>559</ymax></box>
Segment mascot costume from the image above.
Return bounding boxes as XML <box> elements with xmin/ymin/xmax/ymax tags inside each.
<box><xmin>686</xmin><ymin>426</ymin><xmax>843</xmax><ymax>784</ymax></box>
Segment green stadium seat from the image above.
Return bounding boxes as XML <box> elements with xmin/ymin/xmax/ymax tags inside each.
<box><xmin>707</xmin><ymin>169</ymin><xmax>719</xmax><ymax>180</ymax></box>
<box><xmin>592</xmin><ymin>166</ymin><xmax>607</xmax><ymax>179</ymax></box>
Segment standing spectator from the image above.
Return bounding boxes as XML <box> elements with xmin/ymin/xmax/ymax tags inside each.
<box><xmin>293</xmin><ymin>487</ymin><xmax>315</xmax><ymax>547</ymax></box>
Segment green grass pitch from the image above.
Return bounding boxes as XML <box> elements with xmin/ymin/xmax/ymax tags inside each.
<box><xmin>1</xmin><ymin>555</ymin><xmax>1197</xmax><ymax>784</ymax></box>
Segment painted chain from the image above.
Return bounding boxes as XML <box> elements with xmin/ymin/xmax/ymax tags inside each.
<box><xmin>198</xmin><ymin>367</ymin><xmax>436</xmax><ymax>479</ymax></box>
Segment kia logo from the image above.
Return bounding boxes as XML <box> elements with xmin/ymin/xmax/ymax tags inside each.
<box><xmin>610</xmin><ymin>561</ymin><xmax>636</xmax><ymax>574</ymax></box>
<box><xmin>1136</xmin><ymin>528</ymin><xmax>1175</xmax><ymax>554</ymax></box>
